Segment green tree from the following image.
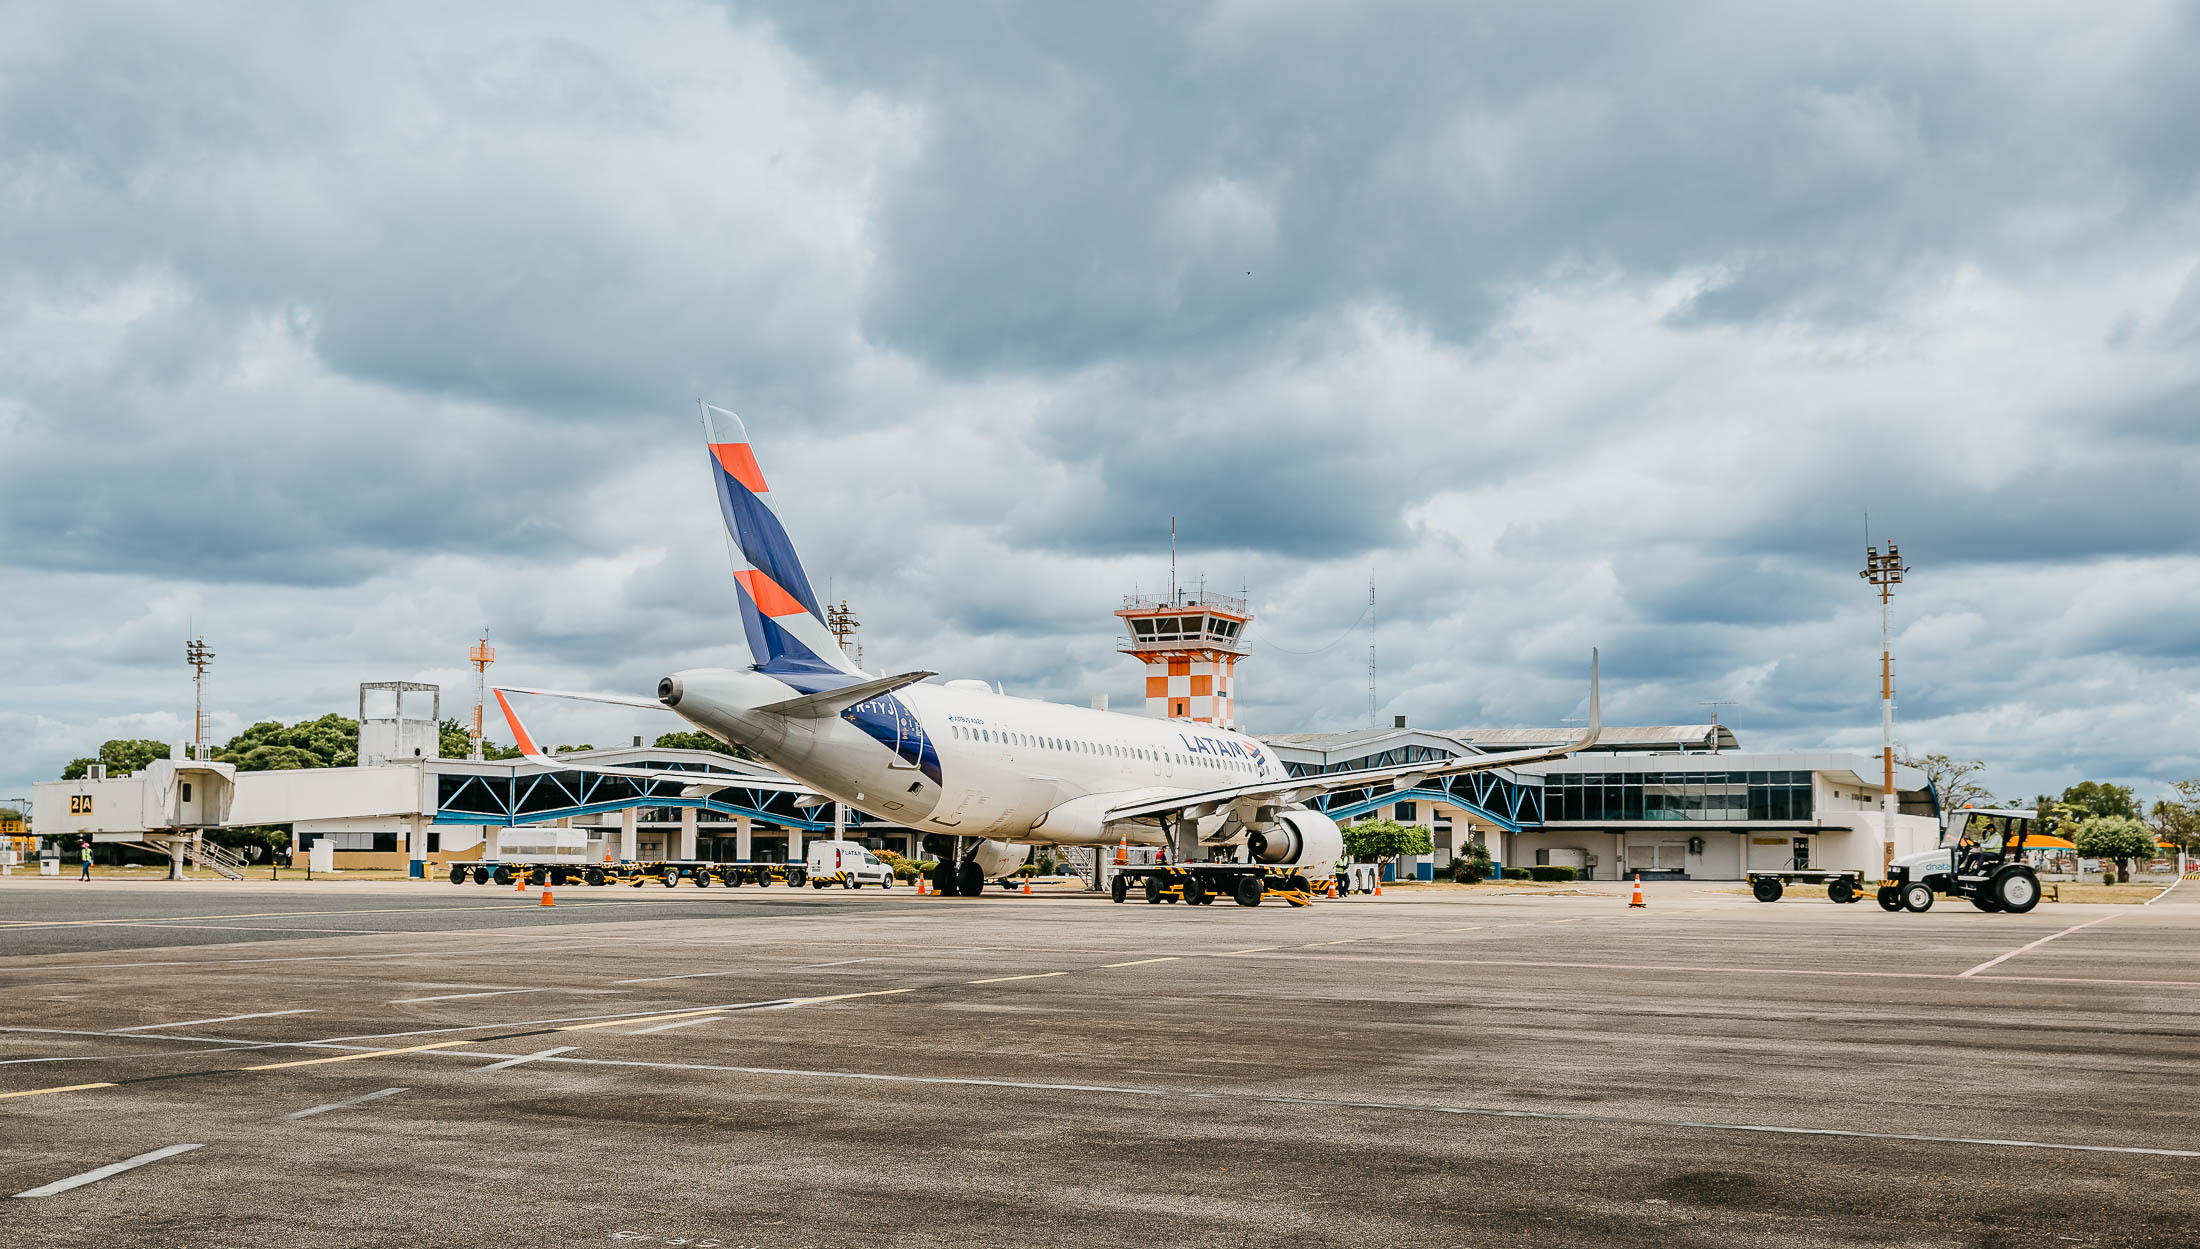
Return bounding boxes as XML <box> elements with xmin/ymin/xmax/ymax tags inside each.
<box><xmin>1448</xmin><ymin>839</ymin><xmax>1494</xmax><ymax>883</ymax></box>
<box><xmin>1340</xmin><ymin>817</ymin><xmax>1433</xmax><ymax>864</ymax></box>
<box><xmin>1898</xmin><ymin>751</ymin><xmax>1994</xmax><ymax>810</ymax></box>
<box><xmin>654</xmin><ymin>730</ymin><xmax>726</xmax><ymax>752</ymax></box>
<box><xmin>2072</xmin><ymin>815</ymin><xmax>2159</xmax><ymax>880</ymax></box>
<box><xmin>2147</xmin><ymin>780</ymin><xmax>2200</xmax><ymax>856</ymax></box>
<box><xmin>215</xmin><ymin>714</ymin><xmax>358</xmax><ymax>771</ymax></box>
<box><xmin>60</xmin><ymin>739</ymin><xmax>173</xmax><ymax>780</ymax></box>
<box><xmin>438</xmin><ymin>718</ymin><xmax>472</xmax><ymax>759</ymax></box>
<box><xmin>2060</xmin><ymin>781</ymin><xmax>2139</xmax><ymax>821</ymax></box>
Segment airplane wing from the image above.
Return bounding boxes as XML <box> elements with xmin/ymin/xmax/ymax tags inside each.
<box><xmin>1103</xmin><ymin>649</ymin><xmax>1601</xmax><ymax>824</ymax></box>
<box><xmin>491</xmin><ymin>688</ymin><xmax>816</xmax><ymax>795</ymax></box>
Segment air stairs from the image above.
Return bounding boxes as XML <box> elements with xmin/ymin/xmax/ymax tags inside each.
<box><xmin>123</xmin><ymin>835</ymin><xmax>247</xmax><ymax>880</ymax></box>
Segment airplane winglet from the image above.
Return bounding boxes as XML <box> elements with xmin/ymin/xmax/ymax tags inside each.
<box><xmin>492</xmin><ymin>689</ymin><xmax>547</xmax><ymax>762</ymax></box>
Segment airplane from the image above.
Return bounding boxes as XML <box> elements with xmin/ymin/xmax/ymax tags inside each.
<box><xmin>495</xmin><ymin>403</ymin><xmax>1602</xmax><ymax>899</ymax></box>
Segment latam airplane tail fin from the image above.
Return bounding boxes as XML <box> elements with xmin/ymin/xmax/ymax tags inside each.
<box><xmin>700</xmin><ymin>402</ymin><xmax>863</xmax><ymax>678</ymax></box>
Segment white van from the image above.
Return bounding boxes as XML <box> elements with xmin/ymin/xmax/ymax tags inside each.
<box><xmin>804</xmin><ymin>839</ymin><xmax>894</xmax><ymax>889</ymax></box>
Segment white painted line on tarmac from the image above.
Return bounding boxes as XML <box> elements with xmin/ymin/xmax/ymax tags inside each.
<box><xmin>1959</xmin><ymin>914</ymin><xmax>2121</xmax><ymax>978</ymax></box>
<box><xmin>79</xmin><ymin>923</ymin><xmax>404</xmax><ymax>935</ymax></box>
<box><xmin>8</xmin><ymin>941</ymin><xmax>605</xmax><ymax>974</ymax></box>
<box><xmin>2144</xmin><ymin>876</ymin><xmax>2183</xmax><ymax>905</ymax></box>
<box><xmin>1101</xmin><ymin>957</ymin><xmax>1181</xmax><ymax>968</ymax></box>
<box><xmin>965</xmin><ymin>972</ymin><xmax>1068</xmax><ymax>985</ymax></box>
<box><xmin>475</xmin><ymin>1046</ymin><xmax>575</xmax><ymax>1071</ymax></box>
<box><xmin>393</xmin><ymin>988</ymin><xmax>551</xmax><ymax>1003</ymax></box>
<box><xmin>111</xmin><ymin>1009</ymin><xmax>317</xmax><ymax>1032</ymax></box>
<box><xmin>12</xmin><ymin>1144</ymin><xmax>204</xmax><ymax>1198</ymax></box>
<box><xmin>630</xmin><ymin>1016</ymin><xmax>724</xmax><ymax>1034</ymax></box>
<box><xmin>617</xmin><ymin>957</ymin><xmax>887</xmax><ymax>985</ymax></box>
<box><xmin>452</xmin><ymin>1052</ymin><xmax>2200</xmax><ymax>1160</ymax></box>
<box><xmin>283</xmin><ymin>1087</ymin><xmax>407</xmax><ymax>1120</ymax></box>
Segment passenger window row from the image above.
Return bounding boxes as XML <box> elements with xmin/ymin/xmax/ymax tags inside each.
<box><xmin>944</xmin><ymin>723</ymin><xmax>1261</xmax><ymax>773</ymax></box>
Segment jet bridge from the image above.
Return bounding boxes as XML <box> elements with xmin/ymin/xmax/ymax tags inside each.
<box><xmin>32</xmin><ymin>745</ymin><xmax>240</xmax><ymax>878</ymax></box>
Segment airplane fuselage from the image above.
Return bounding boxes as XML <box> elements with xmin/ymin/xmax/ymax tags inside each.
<box><xmin>662</xmin><ymin>668</ymin><xmax>1285</xmax><ymax>847</ymax></box>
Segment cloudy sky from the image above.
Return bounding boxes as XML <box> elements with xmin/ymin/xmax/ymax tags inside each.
<box><xmin>4</xmin><ymin>1</ymin><xmax>2196</xmax><ymax>807</ymax></box>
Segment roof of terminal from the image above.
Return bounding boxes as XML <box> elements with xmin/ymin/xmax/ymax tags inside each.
<box><xmin>1259</xmin><ymin>724</ymin><xmax>1741</xmax><ymax>755</ymax></box>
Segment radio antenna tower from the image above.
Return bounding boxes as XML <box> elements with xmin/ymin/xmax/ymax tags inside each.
<box><xmin>826</xmin><ymin>599</ymin><xmax>862</xmax><ymax>668</ymax></box>
<box><xmin>468</xmin><ymin>632</ymin><xmax>496</xmax><ymax>761</ymax></box>
<box><xmin>1700</xmin><ymin>700</ymin><xmax>1737</xmax><ymax>754</ymax></box>
<box><xmin>1366</xmin><ymin>574</ymin><xmax>1378</xmax><ymax>728</ymax></box>
<box><xmin>1859</xmin><ymin>538</ymin><xmax>1908</xmax><ymax>826</ymax></box>
<box><xmin>185</xmin><ymin>635</ymin><xmax>215</xmax><ymax>750</ymax></box>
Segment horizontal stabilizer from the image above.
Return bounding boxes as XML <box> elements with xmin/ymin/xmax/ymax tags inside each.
<box><xmin>494</xmin><ymin>685</ymin><xmax>669</xmax><ymax>711</ymax></box>
<box><xmin>757</xmin><ymin>670</ymin><xmax>936</xmax><ymax>719</ymax></box>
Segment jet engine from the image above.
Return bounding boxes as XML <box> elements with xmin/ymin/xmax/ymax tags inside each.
<box><xmin>1245</xmin><ymin>809</ymin><xmax>1344</xmax><ymax>871</ymax></box>
<box><xmin>968</xmin><ymin>839</ymin><xmax>1031</xmax><ymax>880</ymax></box>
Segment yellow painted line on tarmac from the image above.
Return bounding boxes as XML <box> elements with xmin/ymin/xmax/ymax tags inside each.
<box><xmin>1101</xmin><ymin>957</ymin><xmax>1181</xmax><ymax>968</ymax></box>
<box><xmin>246</xmin><ymin>1039</ymin><xmax>479</xmax><ymax>1070</ymax></box>
<box><xmin>0</xmin><ymin>1082</ymin><xmax>117</xmax><ymax>1101</ymax></box>
<box><xmin>555</xmin><ymin>1007</ymin><xmax>732</xmax><ymax>1034</ymax></box>
<box><xmin>783</xmin><ymin>989</ymin><xmax>918</xmax><ymax>1006</ymax></box>
<box><xmin>965</xmin><ymin>972</ymin><xmax>1069</xmax><ymax>985</ymax></box>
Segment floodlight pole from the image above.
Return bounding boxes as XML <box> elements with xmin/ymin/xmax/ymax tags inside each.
<box><xmin>185</xmin><ymin>637</ymin><xmax>215</xmax><ymax>752</ymax></box>
<box><xmin>1859</xmin><ymin>542</ymin><xmax>1907</xmax><ymax>828</ymax></box>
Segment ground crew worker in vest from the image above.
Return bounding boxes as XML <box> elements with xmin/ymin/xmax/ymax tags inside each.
<box><xmin>78</xmin><ymin>838</ymin><xmax>92</xmax><ymax>880</ymax></box>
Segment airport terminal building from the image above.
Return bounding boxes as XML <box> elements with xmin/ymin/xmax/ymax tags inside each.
<box><xmin>1262</xmin><ymin>721</ymin><xmax>1940</xmax><ymax>882</ymax></box>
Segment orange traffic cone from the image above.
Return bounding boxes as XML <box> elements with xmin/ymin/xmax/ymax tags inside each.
<box><xmin>1326</xmin><ymin>879</ymin><xmax>1338</xmax><ymax>898</ymax></box>
<box><xmin>1629</xmin><ymin>874</ymin><xmax>1645</xmax><ymax>909</ymax></box>
<box><xmin>539</xmin><ymin>888</ymin><xmax>554</xmax><ymax>907</ymax></box>
<box><xmin>1113</xmin><ymin>836</ymin><xmax>1128</xmax><ymax>866</ymax></box>
<box><xmin>514</xmin><ymin>876</ymin><xmax>525</xmax><ymax>893</ymax></box>
<box><xmin>1021</xmin><ymin>879</ymin><xmax>1032</xmax><ymax>895</ymax></box>
<box><xmin>916</xmin><ymin>876</ymin><xmax>928</xmax><ymax>896</ymax></box>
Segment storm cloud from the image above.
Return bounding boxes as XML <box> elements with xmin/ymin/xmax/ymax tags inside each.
<box><xmin>2</xmin><ymin>1</ymin><xmax>2196</xmax><ymax>805</ymax></box>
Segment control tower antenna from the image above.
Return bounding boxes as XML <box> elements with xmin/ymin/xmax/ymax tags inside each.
<box><xmin>826</xmin><ymin>599</ymin><xmax>863</xmax><ymax>668</ymax></box>
<box><xmin>1859</xmin><ymin>538</ymin><xmax>1908</xmax><ymax>827</ymax></box>
<box><xmin>1367</xmin><ymin>574</ymin><xmax>1378</xmax><ymax>729</ymax></box>
<box><xmin>185</xmin><ymin>634</ymin><xmax>215</xmax><ymax>750</ymax></box>
<box><xmin>1169</xmin><ymin>516</ymin><xmax>1177</xmax><ymax>605</ymax></box>
<box><xmin>468</xmin><ymin>632</ymin><xmax>496</xmax><ymax>761</ymax></box>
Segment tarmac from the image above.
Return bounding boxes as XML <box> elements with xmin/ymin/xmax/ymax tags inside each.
<box><xmin>1</xmin><ymin>876</ymin><xmax>2195</xmax><ymax>1247</ymax></box>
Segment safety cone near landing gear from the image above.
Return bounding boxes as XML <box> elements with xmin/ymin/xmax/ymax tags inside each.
<box><xmin>1021</xmin><ymin>879</ymin><xmax>1032</xmax><ymax>895</ymax></box>
<box><xmin>1629</xmin><ymin>874</ymin><xmax>1646</xmax><ymax>909</ymax></box>
<box><xmin>916</xmin><ymin>877</ymin><xmax>928</xmax><ymax>896</ymax></box>
<box><xmin>1114</xmin><ymin>836</ymin><xmax>1128</xmax><ymax>866</ymax></box>
<box><xmin>539</xmin><ymin>888</ymin><xmax>554</xmax><ymax>907</ymax></box>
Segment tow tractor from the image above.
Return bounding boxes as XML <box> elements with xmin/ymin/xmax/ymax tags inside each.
<box><xmin>1108</xmin><ymin>862</ymin><xmax>1318</xmax><ymax>908</ymax></box>
<box><xmin>1879</xmin><ymin>807</ymin><xmax>2043</xmax><ymax>914</ymax></box>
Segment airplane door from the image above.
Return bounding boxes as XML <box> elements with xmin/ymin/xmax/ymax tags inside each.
<box><xmin>885</xmin><ymin>699</ymin><xmax>930</xmax><ymax>771</ymax></box>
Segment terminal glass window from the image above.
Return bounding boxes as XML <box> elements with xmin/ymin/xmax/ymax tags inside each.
<box><xmin>1544</xmin><ymin>771</ymin><xmax>1812</xmax><ymax>823</ymax></box>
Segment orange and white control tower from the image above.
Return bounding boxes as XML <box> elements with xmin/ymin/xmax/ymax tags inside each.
<box><xmin>1116</xmin><ymin>588</ymin><xmax>1252</xmax><ymax>727</ymax></box>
